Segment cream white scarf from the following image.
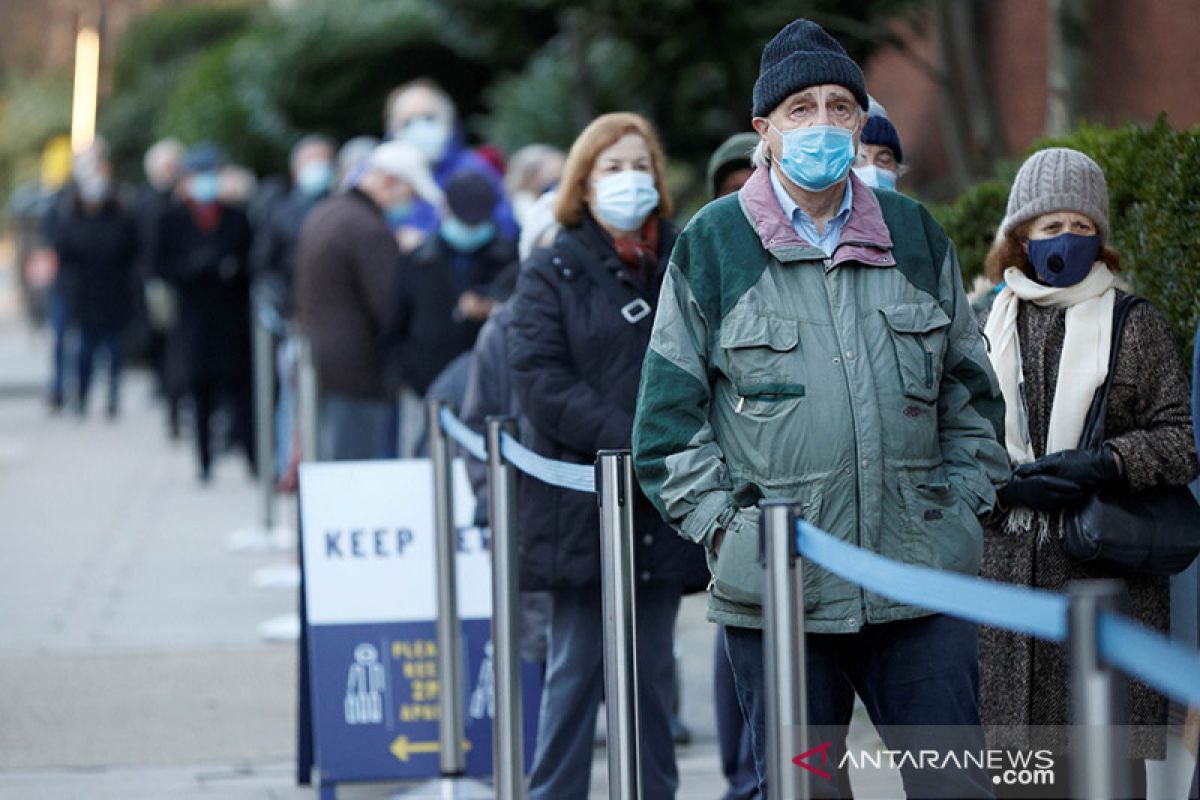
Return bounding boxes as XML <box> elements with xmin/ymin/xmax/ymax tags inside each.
<box><xmin>984</xmin><ymin>263</ymin><xmax>1116</xmax><ymax>540</ymax></box>
<box><xmin>984</xmin><ymin>263</ymin><xmax>1117</xmax><ymax>465</ymax></box>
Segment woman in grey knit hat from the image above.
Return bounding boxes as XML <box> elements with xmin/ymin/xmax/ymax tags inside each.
<box><xmin>978</xmin><ymin>147</ymin><xmax>1198</xmax><ymax>792</ymax></box>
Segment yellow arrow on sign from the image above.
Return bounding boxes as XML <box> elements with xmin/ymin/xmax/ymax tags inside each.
<box><xmin>390</xmin><ymin>735</ymin><xmax>472</xmax><ymax>762</ymax></box>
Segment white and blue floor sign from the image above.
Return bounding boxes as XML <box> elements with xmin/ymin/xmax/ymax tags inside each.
<box><xmin>299</xmin><ymin>460</ymin><xmax>542</xmax><ymax>785</ymax></box>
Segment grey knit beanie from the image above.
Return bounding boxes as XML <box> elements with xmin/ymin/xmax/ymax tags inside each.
<box><xmin>752</xmin><ymin>19</ymin><xmax>868</xmax><ymax>118</ymax></box>
<box><xmin>1000</xmin><ymin>147</ymin><xmax>1110</xmax><ymax>244</ymax></box>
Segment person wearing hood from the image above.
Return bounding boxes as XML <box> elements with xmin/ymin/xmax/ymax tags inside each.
<box><xmin>384</xmin><ymin>78</ymin><xmax>517</xmax><ymax>238</ymax></box>
<box><xmin>978</xmin><ymin>147</ymin><xmax>1198</xmax><ymax>793</ymax></box>
<box><xmin>43</xmin><ymin>144</ymin><xmax>139</xmax><ymax>417</ymax></box>
<box><xmin>156</xmin><ymin>143</ymin><xmax>255</xmax><ymax>482</ymax></box>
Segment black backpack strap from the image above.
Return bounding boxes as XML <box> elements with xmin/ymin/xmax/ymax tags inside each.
<box><xmin>1079</xmin><ymin>293</ymin><xmax>1145</xmax><ymax>449</ymax></box>
<box><xmin>556</xmin><ymin>233</ymin><xmax>653</xmax><ymax>328</ymax></box>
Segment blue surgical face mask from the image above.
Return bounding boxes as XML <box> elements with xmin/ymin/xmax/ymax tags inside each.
<box><xmin>386</xmin><ymin>201</ymin><xmax>414</xmax><ymax>227</ymax></box>
<box><xmin>441</xmin><ymin>216</ymin><xmax>496</xmax><ymax>252</ymax></box>
<box><xmin>1026</xmin><ymin>232</ymin><xmax>1101</xmax><ymax>287</ymax></box>
<box><xmin>297</xmin><ymin>160</ymin><xmax>333</xmax><ymax>197</ymax></box>
<box><xmin>399</xmin><ymin>118</ymin><xmax>450</xmax><ymax>164</ymax></box>
<box><xmin>852</xmin><ymin>164</ymin><xmax>897</xmax><ymax>192</ymax></box>
<box><xmin>590</xmin><ymin>170</ymin><xmax>659</xmax><ymax>233</ymax></box>
<box><xmin>189</xmin><ymin>171</ymin><xmax>220</xmax><ymax>204</ymax></box>
<box><xmin>770</xmin><ymin>123</ymin><xmax>856</xmax><ymax>192</ymax></box>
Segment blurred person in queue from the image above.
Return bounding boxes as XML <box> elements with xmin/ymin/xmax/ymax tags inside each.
<box><xmin>632</xmin><ymin>19</ymin><xmax>1008</xmax><ymax>798</ymax></box>
<box><xmin>294</xmin><ymin>141</ymin><xmax>440</xmax><ymax>461</ymax></box>
<box><xmin>504</xmin><ymin>143</ymin><xmax>565</xmax><ymax>228</ymax></box>
<box><xmin>252</xmin><ymin>134</ymin><xmax>336</xmax><ymax>477</ymax></box>
<box><xmin>507</xmin><ymin>112</ymin><xmax>708</xmax><ymax>800</ymax></box>
<box><xmin>43</xmin><ymin>144</ymin><xmax>139</xmax><ymax>418</ymax></box>
<box><xmin>156</xmin><ymin>144</ymin><xmax>255</xmax><ymax>483</ymax></box>
<box><xmin>978</xmin><ymin>148</ymin><xmax>1198</xmax><ymax>794</ymax></box>
<box><xmin>385</xmin><ymin>78</ymin><xmax>517</xmax><ymax>238</ymax></box>
<box><xmin>137</xmin><ymin>139</ymin><xmax>187</xmax><ymax>437</ymax></box>
<box><xmin>385</xmin><ymin>169</ymin><xmax>516</xmax><ymax>405</ymax></box>
<box><xmin>853</xmin><ymin>97</ymin><xmax>905</xmax><ymax>192</ymax></box>
<box><xmin>704</xmin><ymin>130</ymin><xmax>763</xmax><ymax>800</ymax></box>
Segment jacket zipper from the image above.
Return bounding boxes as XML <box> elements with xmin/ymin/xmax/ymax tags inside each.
<box><xmin>735</xmin><ymin>395</ymin><xmax>746</xmax><ymax>414</ymax></box>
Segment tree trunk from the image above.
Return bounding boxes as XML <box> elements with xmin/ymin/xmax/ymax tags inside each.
<box><xmin>1045</xmin><ymin>0</ymin><xmax>1090</xmax><ymax>136</ymax></box>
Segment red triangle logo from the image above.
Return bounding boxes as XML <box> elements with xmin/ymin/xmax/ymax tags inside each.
<box><xmin>792</xmin><ymin>741</ymin><xmax>833</xmax><ymax>781</ymax></box>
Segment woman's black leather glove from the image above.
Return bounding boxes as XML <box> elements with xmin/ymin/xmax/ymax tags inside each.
<box><xmin>997</xmin><ymin>474</ymin><xmax>1088</xmax><ymax>512</ymax></box>
<box><xmin>1013</xmin><ymin>446</ymin><xmax>1123</xmax><ymax>492</ymax></box>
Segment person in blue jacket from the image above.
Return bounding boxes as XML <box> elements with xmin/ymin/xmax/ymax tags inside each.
<box><xmin>384</xmin><ymin>78</ymin><xmax>517</xmax><ymax>240</ymax></box>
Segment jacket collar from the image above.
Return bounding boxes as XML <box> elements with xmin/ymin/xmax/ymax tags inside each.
<box><xmin>737</xmin><ymin>166</ymin><xmax>895</xmax><ymax>269</ymax></box>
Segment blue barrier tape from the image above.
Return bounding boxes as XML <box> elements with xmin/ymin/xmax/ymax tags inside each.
<box><xmin>796</xmin><ymin>521</ymin><xmax>1069</xmax><ymax>642</ymax></box>
<box><xmin>437</xmin><ymin>407</ymin><xmax>487</xmax><ymax>462</ymax></box>
<box><xmin>1098</xmin><ymin>611</ymin><xmax>1200</xmax><ymax>708</ymax></box>
<box><xmin>499</xmin><ymin>432</ymin><xmax>596</xmax><ymax>493</ymax></box>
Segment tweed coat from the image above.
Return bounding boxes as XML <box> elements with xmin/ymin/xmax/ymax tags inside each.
<box><xmin>978</xmin><ymin>291</ymin><xmax>1198</xmax><ymax>758</ymax></box>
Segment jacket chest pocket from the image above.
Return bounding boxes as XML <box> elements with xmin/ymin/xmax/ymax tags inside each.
<box><xmin>879</xmin><ymin>302</ymin><xmax>951</xmax><ymax>403</ymax></box>
<box><xmin>719</xmin><ymin>313</ymin><xmax>806</xmax><ymax>415</ymax></box>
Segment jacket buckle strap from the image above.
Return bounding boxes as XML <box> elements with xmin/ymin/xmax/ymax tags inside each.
<box><xmin>621</xmin><ymin>298</ymin><xmax>652</xmax><ymax>324</ymax></box>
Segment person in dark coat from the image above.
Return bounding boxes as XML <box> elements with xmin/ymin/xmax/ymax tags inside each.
<box><xmin>156</xmin><ymin>143</ymin><xmax>255</xmax><ymax>483</ymax></box>
<box><xmin>251</xmin><ymin>134</ymin><xmax>336</xmax><ymax>476</ymax></box>
<box><xmin>43</xmin><ymin>147</ymin><xmax>139</xmax><ymax>417</ymax></box>
<box><xmin>507</xmin><ymin>112</ymin><xmax>707</xmax><ymax>800</ymax></box>
<box><xmin>136</xmin><ymin>139</ymin><xmax>186</xmax><ymax>436</ymax></box>
<box><xmin>979</xmin><ymin>147</ymin><xmax>1198</xmax><ymax>791</ymax></box>
<box><xmin>294</xmin><ymin>140</ymin><xmax>439</xmax><ymax>461</ymax></box>
<box><xmin>387</xmin><ymin>169</ymin><xmax>516</xmax><ymax>399</ymax></box>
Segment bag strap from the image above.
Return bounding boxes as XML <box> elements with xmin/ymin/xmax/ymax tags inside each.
<box><xmin>556</xmin><ymin>232</ymin><xmax>654</xmax><ymax>328</ymax></box>
<box><xmin>1079</xmin><ymin>293</ymin><xmax>1145</xmax><ymax>449</ymax></box>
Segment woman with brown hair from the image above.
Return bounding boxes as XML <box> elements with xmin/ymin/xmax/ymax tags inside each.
<box><xmin>507</xmin><ymin>112</ymin><xmax>706</xmax><ymax>800</ymax></box>
<box><xmin>979</xmin><ymin>147</ymin><xmax>1197</xmax><ymax>791</ymax></box>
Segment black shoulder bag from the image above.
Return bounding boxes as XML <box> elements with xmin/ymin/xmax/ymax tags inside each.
<box><xmin>1062</xmin><ymin>295</ymin><xmax>1200</xmax><ymax>576</ymax></box>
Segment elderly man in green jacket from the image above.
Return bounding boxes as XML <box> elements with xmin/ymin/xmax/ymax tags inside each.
<box><xmin>632</xmin><ymin>19</ymin><xmax>1008</xmax><ymax>798</ymax></box>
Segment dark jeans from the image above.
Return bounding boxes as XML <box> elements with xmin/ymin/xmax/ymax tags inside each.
<box><xmin>725</xmin><ymin>614</ymin><xmax>993</xmax><ymax>799</ymax></box>
<box><xmin>77</xmin><ymin>329</ymin><xmax>123</xmax><ymax>413</ymax></box>
<box><xmin>528</xmin><ymin>583</ymin><xmax>681</xmax><ymax>800</ymax></box>
<box><xmin>715</xmin><ymin>625</ymin><xmax>760</xmax><ymax>800</ymax></box>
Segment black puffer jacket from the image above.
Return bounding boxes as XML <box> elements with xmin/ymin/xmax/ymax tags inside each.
<box><xmin>508</xmin><ymin>214</ymin><xmax>708</xmax><ymax>591</ymax></box>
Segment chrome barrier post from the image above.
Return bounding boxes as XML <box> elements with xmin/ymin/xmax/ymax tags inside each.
<box><xmin>486</xmin><ymin>417</ymin><xmax>524</xmax><ymax>800</ymax></box>
<box><xmin>1068</xmin><ymin>580</ymin><xmax>1129</xmax><ymax>799</ymax></box>
<box><xmin>297</xmin><ymin>338</ymin><xmax>318</xmax><ymax>463</ymax></box>
<box><xmin>429</xmin><ymin>400</ymin><xmax>466</xmax><ymax>776</ymax></box>
<box><xmin>596</xmin><ymin>450</ymin><xmax>641</xmax><ymax>800</ymax></box>
<box><xmin>760</xmin><ymin>500</ymin><xmax>809</xmax><ymax>800</ymax></box>
<box><xmin>252</xmin><ymin>301</ymin><xmax>275</xmax><ymax>528</ymax></box>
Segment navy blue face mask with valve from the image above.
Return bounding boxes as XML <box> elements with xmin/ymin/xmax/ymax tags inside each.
<box><xmin>1027</xmin><ymin>232</ymin><xmax>1101</xmax><ymax>287</ymax></box>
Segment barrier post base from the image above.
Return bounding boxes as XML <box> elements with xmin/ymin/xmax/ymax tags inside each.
<box><xmin>390</xmin><ymin>777</ymin><xmax>494</xmax><ymax>799</ymax></box>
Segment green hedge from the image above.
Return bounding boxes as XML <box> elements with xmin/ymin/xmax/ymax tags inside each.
<box><xmin>933</xmin><ymin>117</ymin><xmax>1200</xmax><ymax>356</ymax></box>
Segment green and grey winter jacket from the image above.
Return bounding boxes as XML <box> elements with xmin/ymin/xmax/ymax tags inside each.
<box><xmin>632</xmin><ymin>168</ymin><xmax>1009</xmax><ymax>632</ymax></box>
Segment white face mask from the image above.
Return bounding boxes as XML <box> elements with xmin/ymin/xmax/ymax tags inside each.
<box><xmin>590</xmin><ymin>170</ymin><xmax>659</xmax><ymax>233</ymax></box>
<box><xmin>399</xmin><ymin>118</ymin><xmax>450</xmax><ymax>164</ymax></box>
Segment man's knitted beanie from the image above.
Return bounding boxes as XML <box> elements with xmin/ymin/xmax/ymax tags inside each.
<box><xmin>752</xmin><ymin>19</ymin><xmax>868</xmax><ymax>118</ymax></box>
<box><xmin>1000</xmin><ymin>147</ymin><xmax>1110</xmax><ymax>244</ymax></box>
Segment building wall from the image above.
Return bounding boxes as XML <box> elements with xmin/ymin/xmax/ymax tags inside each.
<box><xmin>863</xmin><ymin>0</ymin><xmax>1200</xmax><ymax>198</ymax></box>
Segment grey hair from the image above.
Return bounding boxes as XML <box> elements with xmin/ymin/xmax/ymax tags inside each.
<box><xmin>290</xmin><ymin>134</ymin><xmax>336</xmax><ymax>170</ymax></box>
<box><xmin>143</xmin><ymin>138</ymin><xmax>184</xmax><ymax>178</ymax></box>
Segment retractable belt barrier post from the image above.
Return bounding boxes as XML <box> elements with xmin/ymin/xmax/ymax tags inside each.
<box><xmin>252</xmin><ymin>299</ymin><xmax>276</xmax><ymax>529</ymax></box>
<box><xmin>486</xmin><ymin>417</ymin><xmax>524</xmax><ymax>800</ymax></box>
<box><xmin>1069</xmin><ymin>580</ymin><xmax>1129</xmax><ymax>800</ymax></box>
<box><xmin>596</xmin><ymin>450</ymin><xmax>642</xmax><ymax>800</ymax></box>
<box><xmin>760</xmin><ymin>501</ymin><xmax>810</xmax><ymax>800</ymax></box>
<box><xmin>428</xmin><ymin>400</ymin><xmax>467</xmax><ymax>777</ymax></box>
<box><xmin>297</xmin><ymin>338</ymin><xmax>318</xmax><ymax>464</ymax></box>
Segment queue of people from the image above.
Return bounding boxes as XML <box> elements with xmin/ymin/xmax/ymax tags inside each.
<box><xmin>36</xmin><ymin>15</ymin><xmax>1199</xmax><ymax>799</ymax></box>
